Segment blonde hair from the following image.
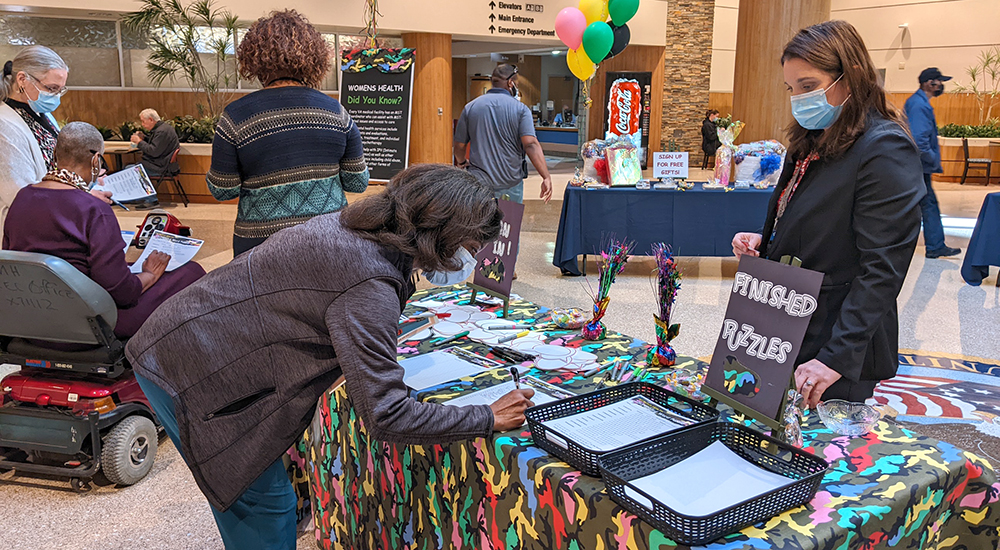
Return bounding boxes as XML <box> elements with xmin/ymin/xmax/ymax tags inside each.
<box><xmin>1</xmin><ymin>45</ymin><xmax>68</xmax><ymax>101</ymax></box>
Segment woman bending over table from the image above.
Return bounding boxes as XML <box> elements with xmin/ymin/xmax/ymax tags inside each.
<box><xmin>2</xmin><ymin>122</ymin><xmax>205</xmax><ymax>338</ymax></box>
<box><xmin>732</xmin><ymin>20</ymin><xmax>923</xmax><ymax>409</ymax></box>
<box><xmin>124</xmin><ymin>164</ymin><xmax>535</xmax><ymax>550</ymax></box>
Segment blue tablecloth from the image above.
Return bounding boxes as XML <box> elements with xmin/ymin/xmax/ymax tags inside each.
<box><xmin>961</xmin><ymin>192</ymin><xmax>1000</xmax><ymax>285</ymax></box>
<box><xmin>552</xmin><ymin>184</ymin><xmax>773</xmax><ymax>274</ymax></box>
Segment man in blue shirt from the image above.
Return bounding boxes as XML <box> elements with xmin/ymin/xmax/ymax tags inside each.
<box><xmin>453</xmin><ymin>64</ymin><xmax>552</xmax><ymax>204</ymax></box>
<box><xmin>904</xmin><ymin>67</ymin><xmax>960</xmax><ymax>258</ymax></box>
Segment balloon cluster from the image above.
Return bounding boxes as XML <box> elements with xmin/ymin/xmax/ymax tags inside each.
<box><xmin>555</xmin><ymin>0</ymin><xmax>638</xmax><ymax>81</ymax></box>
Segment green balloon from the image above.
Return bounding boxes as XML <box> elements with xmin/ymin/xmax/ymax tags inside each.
<box><xmin>609</xmin><ymin>0</ymin><xmax>639</xmax><ymax>26</ymax></box>
<box><xmin>582</xmin><ymin>22</ymin><xmax>614</xmax><ymax>64</ymax></box>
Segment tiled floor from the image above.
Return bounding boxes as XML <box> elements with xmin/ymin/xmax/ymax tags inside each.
<box><xmin>2</xmin><ymin>160</ymin><xmax>998</xmax><ymax>549</ymax></box>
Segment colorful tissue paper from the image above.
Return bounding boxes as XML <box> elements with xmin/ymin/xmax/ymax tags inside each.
<box><xmin>582</xmin><ymin>239</ymin><xmax>634</xmax><ymax>340</ymax></box>
<box><xmin>646</xmin><ymin>243</ymin><xmax>681</xmax><ymax>367</ymax></box>
<box><xmin>713</xmin><ymin>120</ymin><xmax>745</xmax><ymax>187</ymax></box>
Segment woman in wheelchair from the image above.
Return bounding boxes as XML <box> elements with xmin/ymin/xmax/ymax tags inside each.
<box><xmin>1</xmin><ymin>122</ymin><xmax>205</xmax><ymax>338</ymax></box>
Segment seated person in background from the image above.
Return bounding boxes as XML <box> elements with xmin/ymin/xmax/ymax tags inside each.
<box><xmin>130</xmin><ymin>108</ymin><xmax>179</xmax><ymax>208</ymax></box>
<box><xmin>553</xmin><ymin>104</ymin><xmax>574</xmax><ymax>126</ymax></box>
<box><xmin>131</xmin><ymin>108</ymin><xmax>179</xmax><ymax>177</ymax></box>
<box><xmin>3</xmin><ymin>122</ymin><xmax>205</xmax><ymax>338</ymax></box>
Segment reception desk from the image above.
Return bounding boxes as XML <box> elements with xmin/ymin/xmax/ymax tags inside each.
<box><xmin>535</xmin><ymin>125</ymin><xmax>579</xmax><ymax>155</ymax></box>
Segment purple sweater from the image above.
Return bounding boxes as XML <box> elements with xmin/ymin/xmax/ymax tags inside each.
<box><xmin>3</xmin><ymin>185</ymin><xmax>142</xmax><ymax>309</ymax></box>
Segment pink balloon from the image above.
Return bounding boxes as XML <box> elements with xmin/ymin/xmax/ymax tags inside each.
<box><xmin>555</xmin><ymin>7</ymin><xmax>587</xmax><ymax>50</ymax></box>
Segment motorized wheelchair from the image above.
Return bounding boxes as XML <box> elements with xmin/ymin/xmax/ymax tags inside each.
<box><xmin>0</xmin><ymin>251</ymin><xmax>159</xmax><ymax>492</ymax></box>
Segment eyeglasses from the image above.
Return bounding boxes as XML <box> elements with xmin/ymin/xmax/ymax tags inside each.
<box><xmin>26</xmin><ymin>73</ymin><xmax>69</xmax><ymax>97</ymax></box>
<box><xmin>507</xmin><ymin>65</ymin><xmax>518</xmax><ymax>80</ymax></box>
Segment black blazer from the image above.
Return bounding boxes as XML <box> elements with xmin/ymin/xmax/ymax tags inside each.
<box><xmin>702</xmin><ymin>118</ymin><xmax>721</xmax><ymax>154</ymax></box>
<box><xmin>758</xmin><ymin>114</ymin><xmax>925</xmax><ymax>384</ymax></box>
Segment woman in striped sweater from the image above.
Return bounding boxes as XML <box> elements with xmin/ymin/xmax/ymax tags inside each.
<box><xmin>208</xmin><ymin>10</ymin><xmax>369</xmax><ymax>255</ymax></box>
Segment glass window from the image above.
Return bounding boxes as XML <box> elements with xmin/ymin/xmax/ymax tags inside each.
<box><xmin>0</xmin><ymin>15</ymin><xmax>120</xmax><ymax>87</ymax></box>
<box><xmin>122</xmin><ymin>24</ymin><xmax>237</xmax><ymax>90</ymax></box>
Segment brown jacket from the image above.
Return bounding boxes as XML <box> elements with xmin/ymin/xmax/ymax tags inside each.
<box><xmin>125</xmin><ymin>213</ymin><xmax>494</xmax><ymax>511</ymax></box>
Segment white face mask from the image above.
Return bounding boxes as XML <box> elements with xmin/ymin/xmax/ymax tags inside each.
<box><xmin>423</xmin><ymin>247</ymin><xmax>477</xmax><ymax>286</ymax></box>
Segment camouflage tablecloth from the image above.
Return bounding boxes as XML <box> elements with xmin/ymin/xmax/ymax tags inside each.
<box><xmin>303</xmin><ymin>288</ymin><xmax>1000</xmax><ymax>549</ymax></box>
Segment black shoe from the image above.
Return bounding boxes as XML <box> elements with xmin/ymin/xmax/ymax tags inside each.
<box><xmin>135</xmin><ymin>200</ymin><xmax>161</xmax><ymax>210</ymax></box>
<box><xmin>926</xmin><ymin>246</ymin><xmax>961</xmax><ymax>259</ymax></box>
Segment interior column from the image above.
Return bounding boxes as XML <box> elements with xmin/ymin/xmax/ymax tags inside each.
<box><xmin>402</xmin><ymin>32</ymin><xmax>453</xmax><ymax>164</ymax></box>
<box><xmin>731</xmin><ymin>0</ymin><xmax>831</xmax><ymax>145</ymax></box>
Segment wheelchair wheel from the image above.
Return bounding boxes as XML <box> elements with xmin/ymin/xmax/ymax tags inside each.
<box><xmin>101</xmin><ymin>415</ymin><xmax>158</xmax><ymax>486</ymax></box>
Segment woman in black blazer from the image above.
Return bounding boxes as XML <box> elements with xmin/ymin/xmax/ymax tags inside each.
<box><xmin>732</xmin><ymin>20</ymin><xmax>924</xmax><ymax>409</ymax></box>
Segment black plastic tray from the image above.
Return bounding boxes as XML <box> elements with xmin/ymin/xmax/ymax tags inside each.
<box><xmin>598</xmin><ymin>421</ymin><xmax>829</xmax><ymax>545</ymax></box>
<box><xmin>525</xmin><ymin>382</ymin><xmax>719</xmax><ymax>476</ymax></box>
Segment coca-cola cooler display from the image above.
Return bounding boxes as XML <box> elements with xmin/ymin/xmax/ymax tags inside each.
<box><xmin>604</xmin><ymin>71</ymin><xmax>651</xmax><ymax>169</ymax></box>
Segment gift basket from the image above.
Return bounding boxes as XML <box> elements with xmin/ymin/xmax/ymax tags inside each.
<box><xmin>734</xmin><ymin>140</ymin><xmax>786</xmax><ymax>188</ymax></box>
<box><xmin>712</xmin><ymin>121</ymin><xmax>745</xmax><ymax>187</ymax></box>
<box><xmin>605</xmin><ymin>136</ymin><xmax>642</xmax><ymax>187</ymax></box>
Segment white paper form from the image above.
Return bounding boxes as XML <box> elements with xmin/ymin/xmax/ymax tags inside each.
<box><xmin>399</xmin><ymin>349</ymin><xmax>490</xmax><ymax>391</ymax></box>
<box><xmin>94</xmin><ymin>164</ymin><xmax>157</xmax><ymax>201</ymax></box>
<box><xmin>129</xmin><ymin>231</ymin><xmax>204</xmax><ymax>273</ymax></box>
<box><xmin>541</xmin><ymin>396</ymin><xmax>687</xmax><ymax>452</ymax></box>
<box><xmin>121</xmin><ymin>230</ymin><xmax>135</xmax><ymax>252</ymax></box>
<box><xmin>440</xmin><ymin>376</ymin><xmax>572</xmax><ymax>408</ymax></box>
<box><xmin>623</xmin><ymin>441</ymin><xmax>796</xmax><ymax>517</ymax></box>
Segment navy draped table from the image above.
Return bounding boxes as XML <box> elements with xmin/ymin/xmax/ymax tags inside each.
<box><xmin>961</xmin><ymin>192</ymin><xmax>1000</xmax><ymax>286</ymax></box>
<box><xmin>552</xmin><ymin>184</ymin><xmax>774</xmax><ymax>275</ymax></box>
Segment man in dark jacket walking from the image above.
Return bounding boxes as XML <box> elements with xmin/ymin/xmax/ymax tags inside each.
<box><xmin>701</xmin><ymin>109</ymin><xmax>721</xmax><ymax>169</ymax></box>
<box><xmin>904</xmin><ymin>68</ymin><xmax>960</xmax><ymax>258</ymax></box>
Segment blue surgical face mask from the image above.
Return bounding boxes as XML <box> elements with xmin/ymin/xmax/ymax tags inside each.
<box><xmin>789</xmin><ymin>74</ymin><xmax>849</xmax><ymax>130</ymax></box>
<box><xmin>423</xmin><ymin>247</ymin><xmax>477</xmax><ymax>286</ymax></box>
<box><xmin>26</xmin><ymin>79</ymin><xmax>62</xmax><ymax>115</ymax></box>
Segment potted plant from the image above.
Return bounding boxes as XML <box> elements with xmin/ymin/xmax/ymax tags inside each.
<box><xmin>122</xmin><ymin>0</ymin><xmax>238</xmax><ymax>120</ymax></box>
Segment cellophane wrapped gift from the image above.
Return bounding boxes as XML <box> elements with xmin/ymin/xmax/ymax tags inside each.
<box><xmin>713</xmin><ymin>121</ymin><xmax>745</xmax><ymax>186</ymax></box>
<box><xmin>581</xmin><ymin>139</ymin><xmax>607</xmax><ymax>182</ymax></box>
<box><xmin>605</xmin><ymin>136</ymin><xmax>642</xmax><ymax>187</ymax></box>
<box><xmin>734</xmin><ymin>140</ymin><xmax>787</xmax><ymax>187</ymax></box>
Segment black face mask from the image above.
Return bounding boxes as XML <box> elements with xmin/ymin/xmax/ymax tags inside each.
<box><xmin>932</xmin><ymin>83</ymin><xmax>944</xmax><ymax>97</ymax></box>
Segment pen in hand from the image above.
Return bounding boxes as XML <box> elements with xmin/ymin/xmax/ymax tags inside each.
<box><xmin>510</xmin><ymin>366</ymin><xmax>520</xmax><ymax>389</ymax></box>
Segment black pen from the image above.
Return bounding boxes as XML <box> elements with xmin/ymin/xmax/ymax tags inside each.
<box><xmin>510</xmin><ymin>366</ymin><xmax>521</xmax><ymax>389</ymax></box>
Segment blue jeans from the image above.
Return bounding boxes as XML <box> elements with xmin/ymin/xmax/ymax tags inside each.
<box><xmin>494</xmin><ymin>181</ymin><xmax>524</xmax><ymax>204</ymax></box>
<box><xmin>135</xmin><ymin>375</ymin><xmax>297</xmax><ymax>550</ymax></box>
<box><xmin>919</xmin><ymin>173</ymin><xmax>947</xmax><ymax>252</ymax></box>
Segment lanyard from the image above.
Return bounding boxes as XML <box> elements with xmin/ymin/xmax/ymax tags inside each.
<box><xmin>776</xmin><ymin>151</ymin><xmax>819</xmax><ymax>221</ymax></box>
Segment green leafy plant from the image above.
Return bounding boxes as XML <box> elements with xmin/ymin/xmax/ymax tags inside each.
<box><xmin>168</xmin><ymin>115</ymin><xmax>216</xmax><ymax>143</ymax></box>
<box><xmin>938</xmin><ymin>122</ymin><xmax>1000</xmax><ymax>138</ymax></box>
<box><xmin>952</xmin><ymin>46</ymin><xmax>1000</xmax><ymax>125</ymax></box>
<box><xmin>122</xmin><ymin>0</ymin><xmax>238</xmax><ymax>119</ymax></box>
<box><xmin>715</xmin><ymin>113</ymin><xmax>733</xmax><ymax>130</ymax></box>
<box><xmin>118</xmin><ymin>121</ymin><xmax>143</xmax><ymax>141</ymax></box>
<box><xmin>96</xmin><ymin>126</ymin><xmax>116</xmax><ymax>140</ymax></box>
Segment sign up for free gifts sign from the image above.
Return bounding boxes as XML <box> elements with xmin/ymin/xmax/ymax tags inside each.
<box><xmin>653</xmin><ymin>152</ymin><xmax>689</xmax><ymax>179</ymax></box>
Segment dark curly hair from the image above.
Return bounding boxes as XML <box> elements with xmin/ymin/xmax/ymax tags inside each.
<box><xmin>237</xmin><ymin>10</ymin><xmax>330</xmax><ymax>88</ymax></box>
<box><xmin>340</xmin><ymin>165</ymin><xmax>504</xmax><ymax>273</ymax></box>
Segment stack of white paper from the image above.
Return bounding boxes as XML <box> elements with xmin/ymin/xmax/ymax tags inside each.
<box><xmin>623</xmin><ymin>441</ymin><xmax>795</xmax><ymax>516</ymax></box>
<box><xmin>541</xmin><ymin>396</ymin><xmax>685</xmax><ymax>452</ymax></box>
<box><xmin>440</xmin><ymin>376</ymin><xmax>570</xmax><ymax>408</ymax></box>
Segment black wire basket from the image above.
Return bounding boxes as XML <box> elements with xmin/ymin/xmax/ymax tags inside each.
<box><xmin>598</xmin><ymin>421</ymin><xmax>829</xmax><ymax>545</ymax></box>
<box><xmin>525</xmin><ymin>382</ymin><xmax>719</xmax><ymax>476</ymax></box>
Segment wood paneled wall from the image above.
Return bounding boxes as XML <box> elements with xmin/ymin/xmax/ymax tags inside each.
<box><xmin>452</xmin><ymin>57</ymin><xmax>468</xmax><ymax>123</ymax></box>
<box><xmin>709</xmin><ymin>91</ymin><xmax>986</xmax><ymax>136</ymax></box>
<box><xmin>55</xmin><ymin>90</ymin><xmax>249</xmax><ymax>129</ymax></box>
<box><xmin>403</xmin><ymin>32</ymin><xmax>453</xmax><ymax>165</ymax></box>
<box><xmin>517</xmin><ymin>55</ymin><xmax>542</xmax><ymax>114</ymax></box>
<box><xmin>731</xmin><ymin>0</ymin><xmax>831</xmax><ymax>145</ymax></box>
<box><xmin>587</xmin><ymin>45</ymin><xmax>666</xmax><ymax>166</ymax></box>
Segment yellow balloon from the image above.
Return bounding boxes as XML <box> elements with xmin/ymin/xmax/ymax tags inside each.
<box><xmin>567</xmin><ymin>47</ymin><xmax>596</xmax><ymax>81</ymax></box>
<box><xmin>578</xmin><ymin>0</ymin><xmax>609</xmax><ymax>25</ymax></box>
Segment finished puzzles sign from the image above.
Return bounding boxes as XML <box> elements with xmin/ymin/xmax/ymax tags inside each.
<box><xmin>470</xmin><ymin>199</ymin><xmax>524</xmax><ymax>316</ymax></box>
<box><xmin>702</xmin><ymin>255</ymin><xmax>824</xmax><ymax>427</ymax></box>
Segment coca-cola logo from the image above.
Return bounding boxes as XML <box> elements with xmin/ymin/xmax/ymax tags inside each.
<box><xmin>614</xmin><ymin>89</ymin><xmax>632</xmax><ymax>134</ymax></box>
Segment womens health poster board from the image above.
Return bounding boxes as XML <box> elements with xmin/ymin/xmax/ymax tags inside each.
<box><xmin>339</xmin><ymin>48</ymin><xmax>415</xmax><ymax>181</ymax></box>
<box><xmin>702</xmin><ymin>255</ymin><xmax>823</xmax><ymax>427</ymax></box>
